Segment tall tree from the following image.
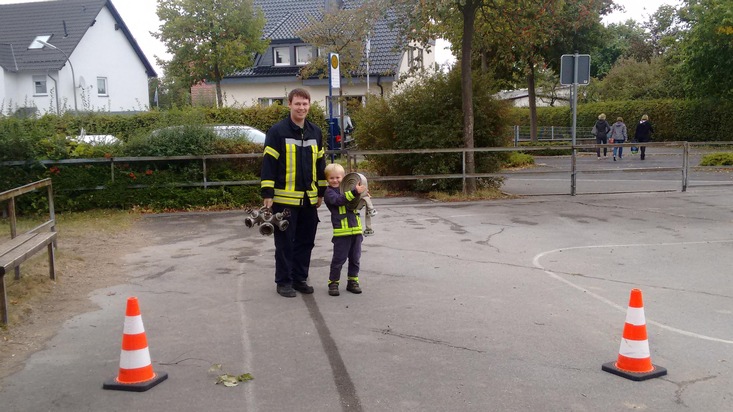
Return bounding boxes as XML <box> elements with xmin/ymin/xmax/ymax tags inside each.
<box><xmin>296</xmin><ymin>2</ymin><xmax>381</xmax><ymax>82</ymax></box>
<box><xmin>677</xmin><ymin>0</ymin><xmax>733</xmax><ymax>99</ymax></box>
<box><xmin>297</xmin><ymin>1</ymin><xmax>382</xmax><ymax>139</ymax></box>
<box><xmin>154</xmin><ymin>0</ymin><xmax>268</xmax><ymax>106</ymax></box>
<box><xmin>391</xmin><ymin>0</ymin><xmax>497</xmax><ymax>194</ymax></box>
<box><xmin>469</xmin><ymin>1</ymin><xmax>612</xmax><ymax>140</ymax></box>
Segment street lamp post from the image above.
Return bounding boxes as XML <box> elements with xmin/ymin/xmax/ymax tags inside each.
<box><xmin>36</xmin><ymin>40</ymin><xmax>77</xmax><ymax>112</ymax></box>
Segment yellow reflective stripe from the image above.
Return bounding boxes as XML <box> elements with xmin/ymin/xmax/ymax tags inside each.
<box><xmin>318</xmin><ymin>148</ymin><xmax>324</xmax><ymax>157</ymax></box>
<box><xmin>348</xmin><ymin>276</ymin><xmax>359</xmax><ymax>281</ymax></box>
<box><xmin>273</xmin><ymin>196</ymin><xmax>303</xmax><ymax>206</ymax></box>
<box><xmin>264</xmin><ymin>146</ymin><xmax>279</xmax><ymax>159</ymax></box>
<box><xmin>318</xmin><ymin>179</ymin><xmax>327</xmax><ymax>187</ymax></box>
<box><xmin>261</xmin><ymin>180</ymin><xmax>275</xmax><ymax>188</ymax></box>
<box><xmin>275</xmin><ymin>188</ymin><xmax>304</xmax><ymax>198</ymax></box>
<box><xmin>285</xmin><ymin>144</ymin><xmax>296</xmax><ymax>191</ymax></box>
<box><xmin>345</xmin><ymin>191</ymin><xmax>355</xmax><ymax>201</ymax></box>
<box><xmin>311</xmin><ymin>145</ymin><xmax>318</xmax><ymax>186</ymax></box>
<box><xmin>334</xmin><ymin>227</ymin><xmax>362</xmax><ymax>236</ymax></box>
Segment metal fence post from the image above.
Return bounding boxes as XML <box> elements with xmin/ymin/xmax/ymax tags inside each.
<box><xmin>571</xmin><ymin>145</ymin><xmax>577</xmax><ymax>196</ymax></box>
<box><xmin>462</xmin><ymin>150</ymin><xmax>467</xmax><ymax>194</ymax></box>
<box><xmin>203</xmin><ymin>158</ymin><xmax>208</xmax><ymax>189</ymax></box>
<box><xmin>682</xmin><ymin>142</ymin><xmax>689</xmax><ymax>192</ymax></box>
<box><xmin>514</xmin><ymin>125</ymin><xmax>519</xmax><ymax>147</ymax></box>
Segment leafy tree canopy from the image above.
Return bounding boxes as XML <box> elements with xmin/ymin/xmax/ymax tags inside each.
<box><xmin>154</xmin><ymin>0</ymin><xmax>269</xmax><ymax>105</ymax></box>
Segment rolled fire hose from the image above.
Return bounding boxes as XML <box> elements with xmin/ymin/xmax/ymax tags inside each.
<box><xmin>340</xmin><ymin>172</ymin><xmax>368</xmax><ymax>210</ymax></box>
<box><xmin>339</xmin><ymin>172</ymin><xmax>376</xmax><ymax>235</ymax></box>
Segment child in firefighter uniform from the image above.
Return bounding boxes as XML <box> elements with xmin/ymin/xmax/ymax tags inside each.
<box><xmin>324</xmin><ymin>163</ymin><xmax>366</xmax><ymax>296</ymax></box>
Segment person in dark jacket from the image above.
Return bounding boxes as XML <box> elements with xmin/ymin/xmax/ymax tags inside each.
<box><xmin>634</xmin><ymin>114</ymin><xmax>654</xmax><ymax>160</ymax></box>
<box><xmin>594</xmin><ymin>113</ymin><xmax>611</xmax><ymax>159</ymax></box>
<box><xmin>260</xmin><ymin>88</ymin><xmax>327</xmax><ymax>298</ymax></box>
<box><xmin>323</xmin><ymin>163</ymin><xmax>366</xmax><ymax>296</ymax></box>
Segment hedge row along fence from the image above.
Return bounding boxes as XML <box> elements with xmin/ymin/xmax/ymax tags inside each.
<box><xmin>0</xmin><ymin>103</ymin><xmax>329</xmax><ymax>161</ymax></box>
<box><xmin>509</xmin><ymin>99</ymin><xmax>733</xmax><ymax>142</ymax></box>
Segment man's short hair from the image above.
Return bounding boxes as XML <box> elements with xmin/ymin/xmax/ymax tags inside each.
<box><xmin>288</xmin><ymin>88</ymin><xmax>311</xmax><ymax>103</ymax></box>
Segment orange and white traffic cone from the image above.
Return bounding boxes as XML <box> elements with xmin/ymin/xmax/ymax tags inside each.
<box><xmin>103</xmin><ymin>297</ymin><xmax>168</xmax><ymax>392</ymax></box>
<box><xmin>602</xmin><ymin>288</ymin><xmax>667</xmax><ymax>381</ymax></box>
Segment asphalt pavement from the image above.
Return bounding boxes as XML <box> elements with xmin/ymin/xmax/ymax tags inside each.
<box><xmin>1</xmin><ymin>151</ymin><xmax>732</xmax><ymax>411</ymax></box>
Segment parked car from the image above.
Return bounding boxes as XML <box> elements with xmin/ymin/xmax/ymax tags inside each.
<box><xmin>149</xmin><ymin>124</ymin><xmax>266</xmax><ymax>144</ymax></box>
<box><xmin>209</xmin><ymin>125</ymin><xmax>266</xmax><ymax>144</ymax></box>
<box><xmin>71</xmin><ymin>128</ymin><xmax>120</xmax><ymax>145</ymax></box>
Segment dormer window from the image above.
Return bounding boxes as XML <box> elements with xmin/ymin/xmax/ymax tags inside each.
<box><xmin>296</xmin><ymin>46</ymin><xmax>314</xmax><ymax>65</ymax></box>
<box><xmin>29</xmin><ymin>35</ymin><xmax>51</xmax><ymax>49</ymax></box>
<box><xmin>274</xmin><ymin>46</ymin><xmax>290</xmax><ymax>66</ymax></box>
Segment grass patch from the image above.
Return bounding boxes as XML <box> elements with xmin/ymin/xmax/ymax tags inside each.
<box><xmin>503</xmin><ymin>152</ymin><xmax>535</xmax><ymax>168</ymax></box>
<box><xmin>0</xmin><ymin>210</ymin><xmax>141</xmax><ymax>328</ymax></box>
<box><xmin>699</xmin><ymin>152</ymin><xmax>733</xmax><ymax>166</ymax></box>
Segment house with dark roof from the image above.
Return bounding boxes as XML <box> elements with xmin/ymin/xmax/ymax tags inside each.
<box><xmin>0</xmin><ymin>0</ymin><xmax>156</xmax><ymax>115</ymax></box>
<box><xmin>219</xmin><ymin>0</ymin><xmax>435</xmax><ymax>113</ymax></box>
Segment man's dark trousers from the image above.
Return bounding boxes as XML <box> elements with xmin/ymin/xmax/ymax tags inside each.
<box><xmin>273</xmin><ymin>204</ymin><xmax>319</xmax><ymax>286</ymax></box>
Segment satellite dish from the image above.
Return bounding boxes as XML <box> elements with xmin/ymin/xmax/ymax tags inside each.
<box><xmin>78</xmin><ymin>76</ymin><xmax>86</xmax><ymax>88</ymax></box>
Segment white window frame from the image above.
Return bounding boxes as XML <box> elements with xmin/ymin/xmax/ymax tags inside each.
<box><xmin>273</xmin><ymin>46</ymin><xmax>291</xmax><ymax>66</ymax></box>
<box><xmin>295</xmin><ymin>46</ymin><xmax>314</xmax><ymax>65</ymax></box>
<box><xmin>33</xmin><ymin>75</ymin><xmax>48</xmax><ymax>96</ymax></box>
<box><xmin>97</xmin><ymin>77</ymin><xmax>108</xmax><ymax>96</ymax></box>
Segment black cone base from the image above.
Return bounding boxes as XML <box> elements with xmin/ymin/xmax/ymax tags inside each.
<box><xmin>602</xmin><ymin>362</ymin><xmax>667</xmax><ymax>381</ymax></box>
<box><xmin>103</xmin><ymin>371</ymin><xmax>168</xmax><ymax>392</ymax></box>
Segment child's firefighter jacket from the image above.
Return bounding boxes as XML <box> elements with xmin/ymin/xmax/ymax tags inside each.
<box><xmin>324</xmin><ymin>186</ymin><xmax>363</xmax><ymax>236</ymax></box>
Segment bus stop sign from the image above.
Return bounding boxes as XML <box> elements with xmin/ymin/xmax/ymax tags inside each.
<box><xmin>560</xmin><ymin>54</ymin><xmax>591</xmax><ymax>85</ymax></box>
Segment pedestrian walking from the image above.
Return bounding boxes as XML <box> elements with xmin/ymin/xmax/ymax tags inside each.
<box><xmin>592</xmin><ymin>113</ymin><xmax>611</xmax><ymax>159</ymax></box>
<box><xmin>634</xmin><ymin>114</ymin><xmax>654</xmax><ymax>160</ymax></box>
<box><xmin>610</xmin><ymin>117</ymin><xmax>628</xmax><ymax>161</ymax></box>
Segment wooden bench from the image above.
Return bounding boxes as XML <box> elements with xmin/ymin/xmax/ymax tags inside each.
<box><xmin>0</xmin><ymin>179</ymin><xmax>57</xmax><ymax>325</ymax></box>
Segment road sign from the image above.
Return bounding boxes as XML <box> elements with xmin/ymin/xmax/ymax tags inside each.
<box><xmin>560</xmin><ymin>54</ymin><xmax>590</xmax><ymax>85</ymax></box>
<box><xmin>329</xmin><ymin>53</ymin><xmax>340</xmax><ymax>89</ymax></box>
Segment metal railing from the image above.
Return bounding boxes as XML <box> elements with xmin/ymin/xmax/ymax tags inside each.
<box><xmin>2</xmin><ymin>142</ymin><xmax>732</xmax><ymax>197</ymax></box>
<box><xmin>512</xmin><ymin>125</ymin><xmax>596</xmax><ymax>146</ymax></box>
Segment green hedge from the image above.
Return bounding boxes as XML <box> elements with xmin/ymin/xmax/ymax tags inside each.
<box><xmin>0</xmin><ymin>105</ymin><xmax>329</xmax><ymax>212</ymax></box>
<box><xmin>509</xmin><ymin>99</ymin><xmax>733</xmax><ymax>142</ymax></box>
<box><xmin>0</xmin><ymin>104</ymin><xmax>328</xmax><ymax>160</ymax></box>
<box><xmin>353</xmin><ymin>70</ymin><xmax>513</xmax><ymax>192</ymax></box>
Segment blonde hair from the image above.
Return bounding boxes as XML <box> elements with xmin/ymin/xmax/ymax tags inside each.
<box><xmin>324</xmin><ymin>163</ymin><xmax>345</xmax><ymax>177</ymax></box>
<box><xmin>617</xmin><ymin>117</ymin><xmax>623</xmax><ymax>122</ymax></box>
<box><xmin>598</xmin><ymin>113</ymin><xmax>606</xmax><ymax>120</ymax></box>
<box><xmin>641</xmin><ymin>114</ymin><xmax>649</xmax><ymax>121</ymax></box>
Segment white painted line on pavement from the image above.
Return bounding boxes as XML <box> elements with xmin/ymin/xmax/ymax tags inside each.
<box><xmin>533</xmin><ymin>240</ymin><xmax>733</xmax><ymax>345</ymax></box>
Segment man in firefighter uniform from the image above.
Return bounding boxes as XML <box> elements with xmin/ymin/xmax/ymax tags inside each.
<box><xmin>261</xmin><ymin>88</ymin><xmax>327</xmax><ymax>297</ymax></box>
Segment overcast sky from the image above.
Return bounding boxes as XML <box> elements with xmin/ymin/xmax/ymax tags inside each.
<box><xmin>1</xmin><ymin>0</ymin><xmax>681</xmax><ymax>76</ymax></box>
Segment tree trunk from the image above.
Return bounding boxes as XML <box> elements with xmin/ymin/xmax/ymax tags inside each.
<box><xmin>527</xmin><ymin>62</ymin><xmax>538</xmax><ymax>142</ymax></box>
<box><xmin>461</xmin><ymin>0</ymin><xmax>478</xmax><ymax>194</ymax></box>
<box><xmin>214</xmin><ymin>63</ymin><xmax>222</xmax><ymax>107</ymax></box>
<box><xmin>215</xmin><ymin>81</ymin><xmax>223</xmax><ymax>108</ymax></box>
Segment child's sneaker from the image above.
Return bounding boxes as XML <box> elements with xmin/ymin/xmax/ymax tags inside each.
<box><xmin>367</xmin><ymin>208</ymin><xmax>378</xmax><ymax>217</ymax></box>
<box><xmin>346</xmin><ymin>280</ymin><xmax>362</xmax><ymax>294</ymax></box>
<box><xmin>328</xmin><ymin>282</ymin><xmax>339</xmax><ymax>296</ymax></box>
